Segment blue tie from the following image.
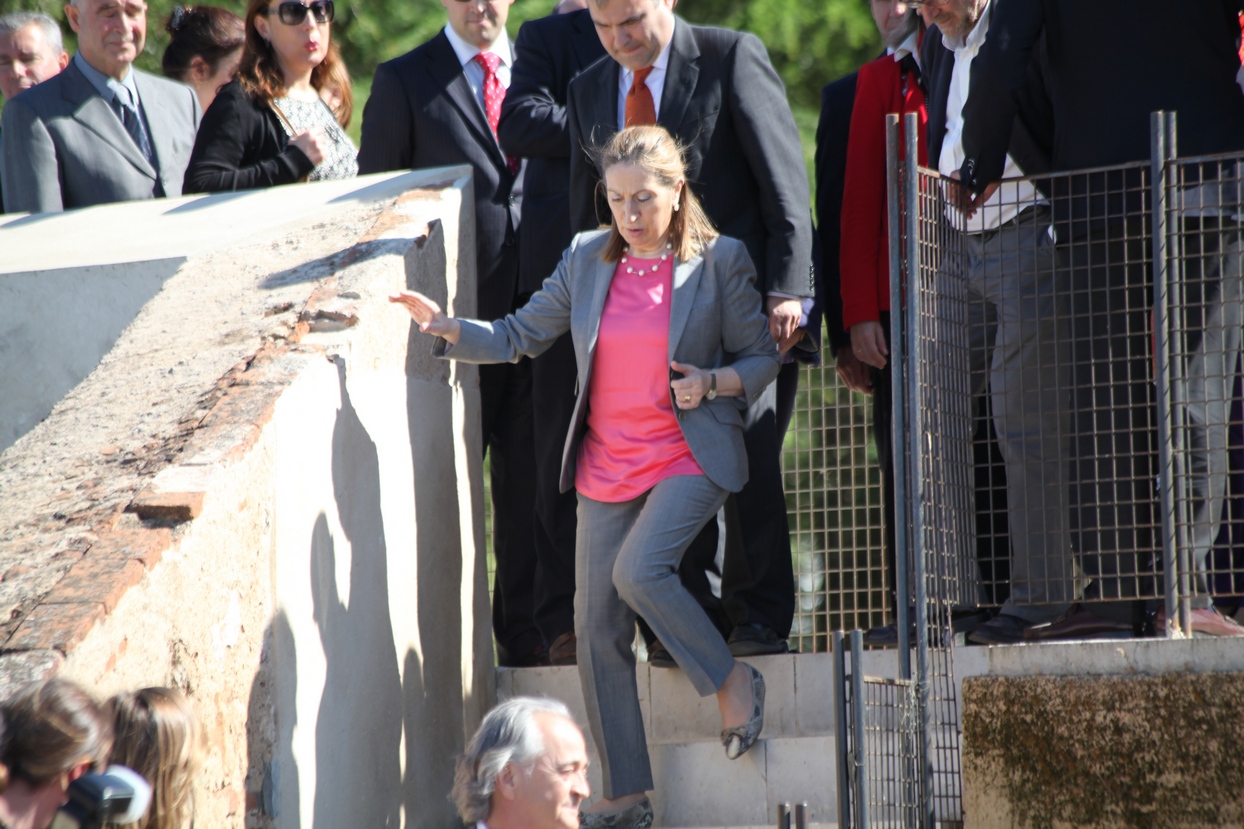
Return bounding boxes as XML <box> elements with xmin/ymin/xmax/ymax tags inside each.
<box><xmin>115</xmin><ymin>90</ymin><xmax>154</xmax><ymax>167</ymax></box>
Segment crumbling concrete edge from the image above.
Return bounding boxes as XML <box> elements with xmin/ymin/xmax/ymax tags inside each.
<box><xmin>0</xmin><ymin>186</ymin><xmax>446</xmax><ymax>690</ymax></box>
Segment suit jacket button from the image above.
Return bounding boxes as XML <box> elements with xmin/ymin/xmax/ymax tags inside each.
<box><xmin>678</xmin><ymin>412</ymin><xmax>686</xmax><ymax>421</ymax></box>
<box><xmin>509</xmin><ymin>195</ymin><xmax>517</xmax><ymax>205</ymax></box>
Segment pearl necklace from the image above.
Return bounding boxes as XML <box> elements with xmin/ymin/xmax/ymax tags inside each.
<box><xmin>621</xmin><ymin>242</ymin><xmax>674</xmax><ymax>276</ymax></box>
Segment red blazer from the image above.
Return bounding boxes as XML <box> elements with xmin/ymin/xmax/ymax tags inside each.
<box><xmin>839</xmin><ymin>52</ymin><xmax>927</xmax><ymax>332</ymax></box>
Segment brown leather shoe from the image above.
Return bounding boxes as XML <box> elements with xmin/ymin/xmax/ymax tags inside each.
<box><xmin>1155</xmin><ymin>607</ymin><xmax>1244</xmax><ymax>637</ymax></box>
<box><xmin>1023</xmin><ymin>605</ymin><xmax>1133</xmax><ymax>641</ymax></box>
<box><xmin>549</xmin><ymin>631</ymin><xmax>577</xmax><ymax>665</ymax></box>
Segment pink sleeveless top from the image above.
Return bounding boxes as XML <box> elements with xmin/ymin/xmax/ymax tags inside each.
<box><xmin>574</xmin><ymin>254</ymin><xmax>704</xmax><ymax>502</ymax></box>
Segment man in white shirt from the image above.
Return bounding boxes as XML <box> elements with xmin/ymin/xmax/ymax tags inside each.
<box><xmin>452</xmin><ymin>697</ymin><xmax>590</xmax><ymax>829</ymax></box>
<box><xmin>358</xmin><ymin>0</ymin><xmax>547</xmax><ymax>667</ymax></box>
<box><xmin>921</xmin><ymin>0</ymin><xmax>1090</xmax><ymax>643</ymax></box>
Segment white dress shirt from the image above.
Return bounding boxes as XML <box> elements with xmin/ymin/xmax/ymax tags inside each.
<box><xmin>615</xmin><ymin>36</ymin><xmax>673</xmax><ymax>130</ymax></box>
<box><xmin>443</xmin><ymin>24</ymin><xmax>513</xmax><ymax>113</ymax></box>
<box><xmin>936</xmin><ymin>0</ymin><xmax>1042</xmax><ymax>233</ymax></box>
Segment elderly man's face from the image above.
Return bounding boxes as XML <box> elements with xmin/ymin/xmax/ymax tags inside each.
<box><xmin>506</xmin><ymin>714</ymin><xmax>589</xmax><ymax>829</ymax></box>
<box><xmin>65</xmin><ymin>0</ymin><xmax>147</xmax><ymax>80</ymax></box>
<box><xmin>920</xmin><ymin>0</ymin><xmax>984</xmax><ymax>43</ymax></box>
<box><xmin>869</xmin><ymin>0</ymin><xmax>916</xmax><ymax>49</ymax></box>
<box><xmin>590</xmin><ymin>0</ymin><xmax>675</xmax><ymax>73</ymax></box>
<box><xmin>0</xmin><ymin>22</ymin><xmax>68</xmax><ymax>100</ymax></box>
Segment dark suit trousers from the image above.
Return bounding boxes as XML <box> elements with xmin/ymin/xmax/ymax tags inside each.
<box><xmin>480</xmin><ymin>358</ymin><xmax>543</xmax><ymax>661</ymax></box>
<box><xmin>531</xmin><ymin>334</ymin><xmax>729</xmax><ymax>643</ymax></box>
<box><xmin>1065</xmin><ymin>221</ymin><xmax>1160</xmax><ymax>604</ymax></box>
<box><xmin>721</xmin><ymin>380</ymin><xmax>796</xmax><ymax>636</ymax></box>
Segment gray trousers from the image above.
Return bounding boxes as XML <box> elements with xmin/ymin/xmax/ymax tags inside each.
<box><xmin>576</xmin><ymin>474</ymin><xmax>735</xmax><ymax>798</ymax></box>
<box><xmin>965</xmin><ymin>205</ymin><xmax>1076</xmax><ymax>621</ymax></box>
<box><xmin>1176</xmin><ymin>221</ymin><xmax>1244</xmax><ymax>599</ymax></box>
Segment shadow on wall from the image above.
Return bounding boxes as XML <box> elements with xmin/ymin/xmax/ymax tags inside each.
<box><xmin>308</xmin><ymin>360</ymin><xmax>404</xmax><ymax>828</ymax></box>
<box><xmin>245</xmin><ymin>225</ymin><xmax>479</xmax><ymax>828</ymax></box>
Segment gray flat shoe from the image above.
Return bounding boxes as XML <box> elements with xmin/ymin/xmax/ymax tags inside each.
<box><xmin>720</xmin><ymin>663</ymin><xmax>765</xmax><ymax>760</ymax></box>
<box><xmin>578</xmin><ymin>796</ymin><xmax>654</xmax><ymax>829</ymax></box>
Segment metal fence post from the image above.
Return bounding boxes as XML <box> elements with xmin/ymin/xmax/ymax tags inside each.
<box><xmin>849</xmin><ymin>630</ymin><xmax>870</xmax><ymax>829</ymax></box>
<box><xmin>1151</xmin><ymin>110</ymin><xmax>1181</xmax><ymax>636</ymax></box>
<box><xmin>887</xmin><ymin>112</ymin><xmax>913</xmax><ymax>678</ymax></box>
<box><xmin>903</xmin><ymin>110</ymin><xmax>936</xmax><ymax>829</ymax></box>
<box><xmin>832</xmin><ymin>631</ymin><xmax>852</xmax><ymax>829</ymax></box>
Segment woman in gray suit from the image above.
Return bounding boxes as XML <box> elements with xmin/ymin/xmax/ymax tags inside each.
<box><xmin>392</xmin><ymin>126</ymin><xmax>777</xmax><ymax>829</ymax></box>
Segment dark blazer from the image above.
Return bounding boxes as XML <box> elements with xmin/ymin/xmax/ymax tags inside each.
<box><xmin>567</xmin><ymin>18</ymin><xmax>813</xmax><ymax>299</ymax></box>
<box><xmin>440</xmin><ymin>230</ymin><xmax>780</xmax><ymax>494</ymax></box>
<box><xmin>1</xmin><ymin>60</ymin><xmax>200</xmax><ymax>213</ymax></box>
<box><xmin>498</xmin><ymin>9</ymin><xmax>607</xmax><ymax>294</ymax></box>
<box><xmin>814</xmin><ymin>72</ymin><xmax>858</xmax><ymax>356</ymax></box>
<box><xmin>359</xmin><ymin>31</ymin><xmax>525</xmax><ymax>321</ymax></box>
<box><xmin>960</xmin><ymin>0</ymin><xmax>1244</xmax><ymax>191</ymax></box>
<box><xmin>183</xmin><ymin>81</ymin><xmax>316</xmax><ymax>194</ymax></box>
<box><xmin>923</xmin><ymin>26</ymin><xmax>1053</xmax><ymax>190</ymax></box>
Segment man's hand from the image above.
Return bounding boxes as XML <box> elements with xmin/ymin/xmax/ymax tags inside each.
<box><xmin>836</xmin><ymin>349</ymin><xmax>873</xmax><ymax>395</ymax></box>
<box><xmin>765</xmin><ymin>296</ymin><xmax>803</xmax><ymax>346</ymax></box>
<box><xmin>947</xmin><ymin>170</ymin><xmax>999</xmax><ymax>221</ymax></box>
<box><xmin>849</xmin><ymin>320</ymin><xmax>889</xmax><ymax>370</ymax></box>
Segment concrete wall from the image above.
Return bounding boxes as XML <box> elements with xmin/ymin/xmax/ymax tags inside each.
<box><xmin>0</xmin><ymin>172</ymin><xmax>494</xmax><ymax>828</ymax></box>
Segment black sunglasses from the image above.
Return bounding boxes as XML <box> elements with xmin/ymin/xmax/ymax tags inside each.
<box><xmin>267</xmin><ymin>0</ymin><xmax>334</xmax><ymax>25</ymax></box>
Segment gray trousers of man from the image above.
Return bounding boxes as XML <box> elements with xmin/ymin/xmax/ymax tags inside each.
<box><xmin>1176</xmin><ymin>218</ymin><xmax>1244</xmax><ymax>600</ymax></box>
<box><xmin>964</xmin><ymin>204</ymin><xmax>1076</xmax><ymax>622</ymax></box>
<box><xmin>576</xmin><ymin>474</ymin><xmax>735</xmax><ymax>798</ymax></box>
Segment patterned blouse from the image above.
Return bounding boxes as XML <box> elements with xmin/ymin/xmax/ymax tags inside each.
<box><xmin>272</xmin><ymin>95</ymin><xmax>358</xmax><ymax>182</ymax></box>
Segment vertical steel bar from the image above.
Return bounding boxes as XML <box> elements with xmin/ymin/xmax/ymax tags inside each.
<box><xmin>1166</xmin><ymin>112</ymin><xmax>1194</xmax><ymax>637</ymax></box>
<box><xmin>832</xmin><ymin>631</ymin><xmax>852</xmax><ymax>829</ymax></box>
<box><xmin>850</xmin><ymin>630</ymin><xmax>870</xmax><ymax>829</ymax></box>
<box><xmin>887</xmin><ymin>112</ymin><xmax>913</xmax><ymax>678</ymax></box>
<box><xmin>794</xmin><ymin>802</ymin><xmax>809</xmax><ymax>829</ymax></box>
<box><xmin>776</xmin><ymin>802</ymin><xmax>791</xmax><ymax>829</ymax></box>
<box><xmin>1151</xmin><ymin>110</ymin><xmax>1181</xmax><ymax>636</ymax></box>
<box><xmin>903</xmin><ymin>110</ymin><xmax>935</xmax><ymax>829</ymax></box>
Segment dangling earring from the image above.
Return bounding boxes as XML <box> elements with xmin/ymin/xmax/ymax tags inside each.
<box><xmin>673</xmin><ymin>202</ymin><xmax>680</xmax><ymax>212</ymax></box>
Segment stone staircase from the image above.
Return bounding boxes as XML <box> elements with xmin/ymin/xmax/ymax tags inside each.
<box><xmin>498</xmin><ymin>651</ymin><xmax>903</xmax><ymax>829</ymax></box>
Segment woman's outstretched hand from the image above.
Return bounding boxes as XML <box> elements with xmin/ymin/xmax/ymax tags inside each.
<box><xmin>389</xmin><ymin>290</ymin><xmax>462</xmax><ymax>344</ymax></box>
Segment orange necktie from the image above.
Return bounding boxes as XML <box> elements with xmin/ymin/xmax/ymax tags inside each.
<box><xmin>625</xmin><ymin>67</ymin><xmax>656</xmax><ymax>127</ymax></box>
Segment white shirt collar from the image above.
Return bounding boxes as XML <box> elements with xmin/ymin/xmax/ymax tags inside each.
<box><xmin>892</xmin><ymin>28</ymin><xmax>921</xmax><ymax>64</ymax></box>
<box><xmin>443</xmin><ymin>23</ymin><xmax>513</xmax><ymax>69</ymax></box>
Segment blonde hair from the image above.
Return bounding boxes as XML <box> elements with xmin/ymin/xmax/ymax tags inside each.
<box><xmin>594</xmin><ymin>125</ymin><xmax>718</xmax><ymax>263</ymax></box>
<box><xmin>106</xmin><ymin>688</ymin><xmax>201</xmax><ymax>829</ymax></box>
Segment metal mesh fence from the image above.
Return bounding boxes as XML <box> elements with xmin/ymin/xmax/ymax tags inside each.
<box><xmin>1165</xmin><ymin>148</ymin><xmax>1244</xmax><ymax>621</ymax></box>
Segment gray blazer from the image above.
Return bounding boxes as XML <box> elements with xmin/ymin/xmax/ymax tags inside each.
<box><xmin>0</xmin><ymin>60</ymin><xmax>200</xmax><ymax>214</ymax></box>
<box><xmin>439</xmin><ymin>230</ymin><xmax>780</xmax><ymax>494</ymax></box>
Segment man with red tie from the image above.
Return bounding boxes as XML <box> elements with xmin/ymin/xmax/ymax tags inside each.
<box><xmin>359</xmin><ymin>0</ymin><xmax>545</xmax><ymax>667</ymax></box>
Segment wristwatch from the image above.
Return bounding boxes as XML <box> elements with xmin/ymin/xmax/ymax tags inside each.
<box><xmin>706</xmin><ymin>372</ymin><xmax>717</xmax><ymax>401</ymax></box>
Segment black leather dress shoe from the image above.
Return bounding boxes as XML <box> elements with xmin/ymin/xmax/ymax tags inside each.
<box><xmin>497</xmin><ymin>643</ymin><xmax>550</xmax><ymax>668</ymax></box>
<box><xmin>647</xmin><ymin>640</ymin><xmax>676</xmax><ymax>668</ymax></box>
<box><xmin>727</xmin><ymin>623</ymin><xmax>790</xmax><ymax>656</ymax></box>
<box><xmin>967</xmin><ymin>614</ymin><xmax>1030</xmax><ymax>645</ymax></box>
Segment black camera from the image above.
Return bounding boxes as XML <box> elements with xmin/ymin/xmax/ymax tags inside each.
<box><xmin>49</xmin><ymin>766</ymin><xmax>151</xmax><ymax>829</ymax></box>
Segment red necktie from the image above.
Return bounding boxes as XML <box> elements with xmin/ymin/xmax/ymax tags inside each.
<box><xmin>625</xmin><ymin>66</ymin><xmax>656</xmax><ymax>127</ymax></box>
<box><xmin>473</xmin><ymin>52</ymin><xmax>519</xmax><ymax>175</ymax></box>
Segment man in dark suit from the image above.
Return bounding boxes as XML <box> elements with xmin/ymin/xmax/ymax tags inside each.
<box><xmin>496</xmin><ymin>4</ymin><xmax>606</xmax><ymax>666</ymax></box>
<box><xmin>567</xmin><ymin>0</ymin><xmax>813</xmax><ymax>655</ymax></box>
<box><xmin>358</xmin><ymin>0</ymin><xmax>547</xmax><ymax>665</ymax></box>
<box><xmin>1</xmin><ymin>0</ymin><xmax>200</xmax><ymax>214</ymax></box>
<box><xmin>956</xmin><ymin>0</ymin><xmax>1244</xmax><ymax>637</ymax></box>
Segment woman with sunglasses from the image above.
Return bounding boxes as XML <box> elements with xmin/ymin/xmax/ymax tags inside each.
<box><xmin>183</xmin><ymin>0</ymin><xmax>356</xmax><ymax>193</ymax></box>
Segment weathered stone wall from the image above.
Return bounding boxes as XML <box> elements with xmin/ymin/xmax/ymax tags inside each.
<box><xmin>962</xmin><ymin>673</ymin><xmax>1244</xmax><ymax>828</ymax></box>
<box><xmin>0</xmin><ymin>171</ymin><xmax>494</xmax><ymax>828</ymax></box>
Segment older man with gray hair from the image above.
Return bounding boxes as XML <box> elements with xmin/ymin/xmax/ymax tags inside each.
<box><xmin>453</xmin><ymin>697</ymin><xmax>590</xmax><ymax>829</ymax></box>
<box><xmin>0</xmin><ymin>0</ymin><xmax>200</xmax><ymax>213</ymax></box>
<box><xmin>0</xmin><ymin>11</ymin><xmax>68</xmax><ymax>102</ymax></box>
